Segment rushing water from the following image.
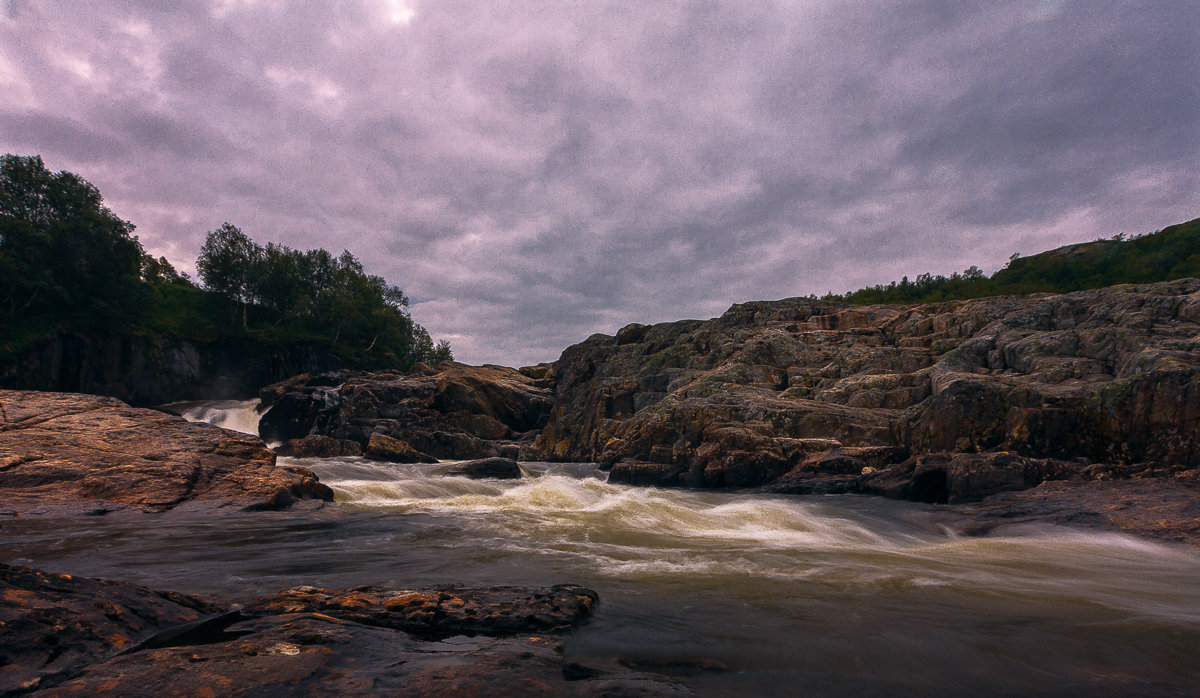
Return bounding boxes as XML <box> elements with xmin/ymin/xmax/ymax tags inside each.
<box><xmin>3</xmin><ymin>404</ymin><xmax>1200</xmax><ymax>696</ymax></box>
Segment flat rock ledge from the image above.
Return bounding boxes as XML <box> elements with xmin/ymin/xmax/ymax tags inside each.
<box><xmin>0</xmin><ymin>390</ymin><xmax>333</xmax><ymax>515</ymax></box>
<box><xmin>1</xmin><ymin>564</ymin><xmax>681</xmax><ymax>697</ymax></box>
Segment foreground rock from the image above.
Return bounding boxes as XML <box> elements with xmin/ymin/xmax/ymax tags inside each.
<box><xmin>444</xmin><ymin>457</ymin><xmax>522</xmax><ymax>480</ymax></box>
<box><xmin>0</xmin><ymin>563</ymin><xmax>220</xmax><ymax>694</ymax></box>
<box><xmin>530</xmin><ymin>280</ymin><xmax>1200</xmax><ymax>501</ymax></box>
<box><xmin>0</xmin><ymin>390</ymin><xmax>332</xmax><ymax>515</ymax></box>
<box><xmin>258</xmin><ymin>363</ymin><xmax>553</xmax><ymax>461</ymax></box>
<box><xmin>243</xmin><ymin>583</ymin><xmax>596</xmax><ymax>636</ymax></box>
<box><xmin>1</xmin><ymin>564</ymin><xmax>678</xmax><ymax>696</ymax></box>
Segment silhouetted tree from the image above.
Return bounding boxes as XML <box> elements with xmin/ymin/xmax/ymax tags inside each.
<box><xmin>0</xmin><ymin>154</ymin><xmax>146</xmax><ymax>330</ymax></box>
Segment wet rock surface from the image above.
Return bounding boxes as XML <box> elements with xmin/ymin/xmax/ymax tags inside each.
<box><xmin>243</xmin><ymin>583</ymin><xmax>597</xmax><ymax>637</ymax></box>
<box><xmin>258</xmin><ymin>362</ymin><xmax>552</xmax><ymax>462</ymax></box>
<box><xmin>530</xmin><ymin>280</ymin><xmax>1200</xmax><ymax>507</ymax></box>
<box><xmin>364</xmin><ymin>432</ymin><xmax>437</xmax><ymax>463</ymax></box>
<box><xmin>0</xmin><ymin>390</ymin><xmax>333</xmax><ymax>515</ymax></box>
<box><xmin>2</xmin><ymin>564</ymin><xmax>677</xmax><ymax>697</ymax></box>
<box><xmin>939</xmin><ymin>477</ymin><xmax>1200</xmax><ymax>545</ymax></box>
<box><xmin>275</xmin><ymin>434</ymin><xmax>363</xmax><ymax>458</ymax></box>
<box><xmin>0</xmin><ymin>563</ymin><xmax>221</xmax><ymax>694</ymax></box>
<box><xmin>444</xmin><ymin>457</ymin><xmax>522</xmax><ymax>480</ymax></box>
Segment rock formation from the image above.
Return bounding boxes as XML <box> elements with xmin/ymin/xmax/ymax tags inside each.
<box><xmin>2</xmin><ymin>563</ymin><xmax>676</xmax><ymax>696</ymax></box>
<box><xmin>528</xmin><ymin>280</ymin><xmax>1200</xmax><ymax>501</ymax></box>
<box><xmin>0</xmin><ymin>390</ymin><xmax>332</xmax><ymax>515</ymax></box>
<box><xmin>259</xmin><ymin>363</ymin><xmax>554</xmax><ymax>462</ymax></box>
<box><xmin>443</xmin><ymin>457</ymin><xmax>523</xmax><ymax>479</ymax></box>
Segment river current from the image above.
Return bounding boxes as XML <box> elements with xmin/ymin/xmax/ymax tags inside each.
<box><xmin>3</xmin><ymin>401</ymin><xmax>1199</xmax><ymax>695</ymax></box>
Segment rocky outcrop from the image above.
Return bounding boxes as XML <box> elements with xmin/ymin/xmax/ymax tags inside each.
<box><xmin>0</xmin><ymin>563</ymin><xmax>221</xmax><ymax>694</ymax></box>
<box><xmin>2</xmin><ymin>564</ymin><xmax>675</xmax><ymax>696</ymax></box>
<box><xmin>242</xmin><ymin>583</ymin><xmax>597</xmax><ymax>637</ymax></box>
<box><xmin>1</xmin><ymin>333</ymin><xmax>349</xmax><ymax>407</ymax></box>
<box><xmin>0</xmin><ymin>390</ymin><xmax>333</xmax><ymax>514</ymax></box>
<box><xmin>258</xmin><ymin>362</ymin><xmax>554</xmax><ymax>462</ymax></box>
<box><xmin>364</xmin><ymin>432</ymin><xmax>437</xmax><ymax>463</ymax></box>
<box><xmin>531</xmin><ymin>280</ymin><xmax>1200</xmax><ymax>500</ymax></box>
<box><xmin>444</xmin><ymin>457</ymin><xmax>522</xmax><ymax>479</ymax></box>
<box><xmin>275</xmin><ymin>434</ymin><xmax>363</xmax><ymax>458</ymax></box>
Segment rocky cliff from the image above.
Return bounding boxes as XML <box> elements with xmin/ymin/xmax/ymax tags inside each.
<box><xmin>1</xmin><ymin>333</ymin><xmax>350</xmax><ymax>406</ymax></box>
<box><xmin>527</xmin><ymin>279</ymin><xmax>1200</xmax><ymax>498</ymax></box>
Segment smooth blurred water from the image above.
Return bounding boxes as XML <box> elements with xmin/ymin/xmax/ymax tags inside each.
<box><xmin>3</xmin><ymin>405</ymin><xmax>1199</xmax><ymax>695</ymax></box>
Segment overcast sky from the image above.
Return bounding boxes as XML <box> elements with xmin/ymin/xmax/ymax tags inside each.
<box><xmin>2</xmin><ymin>1</ymin><xmax>1197</xmax><ymax>366</ymax></box>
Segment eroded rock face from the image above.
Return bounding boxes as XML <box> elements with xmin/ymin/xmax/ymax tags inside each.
<box><xmin>258</xmin><ymin>362</ymin><xmax>553</xmax><ymax>462</ymax></box>
<box><xmin>0</xmin><ymin>390</ymin><xmax>333</xmax><ymax>514</ymax></box>
<box><xmin>532</xmin><ymin>280</ymin><xmax>1200</xmax><ymax>496</ymax></box>
<box><xmin>4</xmin><ymin>564</ymin><xmax>675</xmax><ymax>697</ymax></box>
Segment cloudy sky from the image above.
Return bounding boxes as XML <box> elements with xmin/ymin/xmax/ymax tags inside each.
<box><xmin>2</xmin><ymin>1</ymin><xmax>1197</xmax><ymax>366</ymax></box>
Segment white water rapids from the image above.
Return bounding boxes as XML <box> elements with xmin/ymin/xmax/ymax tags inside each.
<box><xmin>295</xmin><ymin>457</ymin><xmax>1200</xmax><ymax>626</ymax></box>
<box><xmin>4</xmin><ymin>399</ymin><xmax>1194</xmax><ymax>695</ymax></box>
<box><xmin>173</xmin><ymin>398</ymin><xmax>263</xmax><ymax>436</ymax></box>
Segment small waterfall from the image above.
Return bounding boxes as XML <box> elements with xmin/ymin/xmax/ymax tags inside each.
<box><xmin>175</xmin><ymin>399</ymin><xmax>264</xmax><ymax>436</ymax></box>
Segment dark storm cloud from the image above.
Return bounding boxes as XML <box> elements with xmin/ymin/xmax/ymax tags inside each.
<box><xmin>2</xmin><ymin>0</ymin><xmax>1196</xmax><ymax>365</ymax></box>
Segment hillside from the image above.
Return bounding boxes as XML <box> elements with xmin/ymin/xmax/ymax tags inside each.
<box><xmin>830</xmin><ymin>218</ymin><xmax>1200</xmax><ymax>305</ymax></box>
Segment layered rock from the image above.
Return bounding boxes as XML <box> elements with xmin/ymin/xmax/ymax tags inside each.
<box><xmin>529</xmin><ymin>280</ymin><xmax>1200</xmax><ymax>499</ymax></box>
<box><xmin>259</xmin><ymin>362</ymin><xmax>554</xmax><ymax>462</ymax></box>
<box><xmin>3</xmin><ymin>564</ymin><xmax>675</xmax><ymax>696</ymax></box>
<box><xmin>0</xmin><ymin>390</ymin><xmax>332</xmax><ymax>514</ymax></box>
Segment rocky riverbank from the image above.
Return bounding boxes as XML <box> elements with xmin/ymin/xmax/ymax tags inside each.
<box><xmin>0</xmin><ymin>390</ymin><xmax>331</xmax><ymax>516</ymax></box>
<box><xmin>0</xmin><ymin>563</ymin><xmax>674</xmax><ymax>696</ymax></box>
<box><xmin>253</xmin><ymin>280</ymin><xmax>1199</xmax><ymax>544</ymax></box>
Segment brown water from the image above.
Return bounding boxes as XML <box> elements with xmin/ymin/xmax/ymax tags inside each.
<box><xmin>3</xmin><ymin>403</ymin><xmax>1199</xmax><ymax>696</ymax></box>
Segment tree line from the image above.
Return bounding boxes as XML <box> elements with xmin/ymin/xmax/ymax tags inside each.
<box><xmin>824</xmin><ymin>218</ymin><xmax>1200</xmax><ymax>305</ymax></box>
<box><xmin>0</xmin><ymin>153</ymin><xmax>451</xmax><ymax>366</ymax></box>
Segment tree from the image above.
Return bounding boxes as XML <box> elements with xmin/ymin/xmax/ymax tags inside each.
<box><xmin>196</xmin><ymin>222</ymin><xmax>262</xmax><ymax>327</ymax></box>
<box><xmin>0</xmin><ymin>154</ymin><xmax>146</xmax><ymax>330</ymax></box>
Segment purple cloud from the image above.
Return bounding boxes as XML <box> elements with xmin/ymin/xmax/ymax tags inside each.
<box><xmin>2</xmin><ymin>0</ymin><xmax>1197</xmax><ymax>365</ymax></box>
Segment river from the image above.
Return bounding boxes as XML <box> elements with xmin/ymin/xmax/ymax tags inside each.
<box><xmin>2</xmin><ymin>400</ymin><xmax>1198</xmax><ymax>695</ymax></box>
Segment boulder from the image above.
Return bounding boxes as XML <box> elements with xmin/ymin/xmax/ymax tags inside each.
<box><xmin>258</xmin><ymin>387</ymin><xmax>342</xmax><ymax>443</ymax></box>
<box><xmin>243</xmin><ymin>583</ymin><xmax>596</xmax><ymax>636</ymax></box>
<box><xmin>276</xmin><ymin>434</ymin><xmax>363</xmax><ymax>458</ymax></box>
<box><xmin>365</xmin><ymin>432</ymin><xmax>437</xmax><ymax>463</ymax></box>
<box><xmin>0</xmin><ymin>390</ymin><xmax>333</xmax><ymax>514</ymax></box>
<box><xmin>444</xmin><ymin>457</ymin><xmax>522</xmax><ymax>480</ymax></box>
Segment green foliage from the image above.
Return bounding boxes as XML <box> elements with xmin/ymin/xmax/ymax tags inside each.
<box><xmin>193</xmin><ymin>224</ymin><xmax>449</xmax><ymax>365</ymax></box>
<box><xmin>1</xmin><ymin>153</ymin><xmax>452</xmax><ymax>369</ymax></box>
<box><xmin>826</xmin><ymin>218</ymin><xmax>1200</xmax><ymax>305</ymax></box>
<box><xmin>0</xmin><ymin>154</ymin><xmax>148</xmax><ymax>338</ymax></box>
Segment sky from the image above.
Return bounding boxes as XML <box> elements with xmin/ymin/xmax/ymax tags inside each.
<box><xmin>1</xmin><ymin>0</ymin><xmax>1197</xmax><ymax>367</ymax></box>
